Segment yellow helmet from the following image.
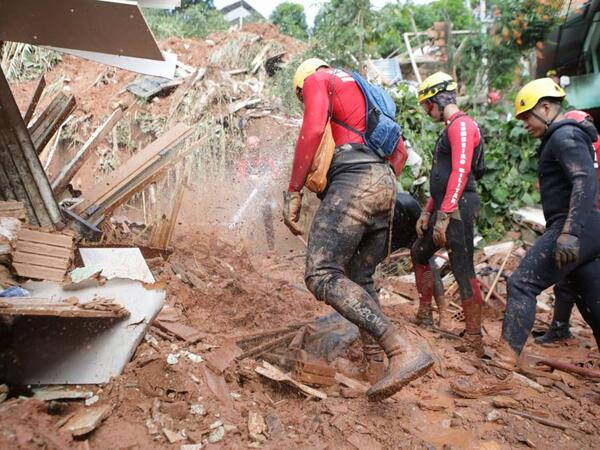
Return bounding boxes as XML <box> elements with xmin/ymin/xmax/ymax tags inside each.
<box><xmin>418</xmin><ymin>72</ymin><xmax>457</xmax><ymax>104</ymax></box>
<box><xmin>514</xmin><ymin>78</ymin><xmax>565</xmax><ymax>118</ymax></box>
<box><xmin>293</xmin><ymin>58</ymin><xmax>329</xmax><ymax>93</ymax></box>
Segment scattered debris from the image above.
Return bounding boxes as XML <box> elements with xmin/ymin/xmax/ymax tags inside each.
<box><xmin>202</xmin><ymin>365</ymin><xmax>234</xmax><ymax>410</ymax></box>
<box><xmin>204</xmin><ymin>340</ymin><xmax>243</xmax><ymax>374</ymax></box>
<box><xmin>248</xmin><ymin>411</ymin><xmax>267</xmax><ymax>442</ymax></box>
<box><xmin>255</xmin><ymin>360</ymin><xmax>327</xmax><ymax>400</ymax></box>
<box><xmin>64</xmin><ymin>404</ymin><xmax>111</xmax><ymax>437</ymax></box>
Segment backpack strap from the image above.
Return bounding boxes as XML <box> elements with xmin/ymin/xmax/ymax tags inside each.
<box><xmin>331</xmin><ymin>116</ymin><xmax>365</xmax><ymax>139</ymax></box>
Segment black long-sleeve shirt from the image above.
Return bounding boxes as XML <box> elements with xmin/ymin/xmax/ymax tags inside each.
<box><xmin>538</xmin><ymin>119</ymin><xmax>599</xmax><ymax>236</ymax></box>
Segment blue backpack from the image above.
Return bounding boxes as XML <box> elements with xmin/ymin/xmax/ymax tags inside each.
<box><xmin>332</xmin><ymin>72</ymin><xmax>403</xmax><ymax>158</ymax></box>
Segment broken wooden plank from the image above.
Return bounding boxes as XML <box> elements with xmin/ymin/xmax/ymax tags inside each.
<box><xmin>334</xmin><ymin>372</ymin><xmax>369</xmax><ymax>393</ymax></box>
<box><xmin>32</xmin><ymin>386</ymin><xmax>94</xmax><ymax>401</ymax></box>
<box><xmin>74</xmin><ymin>124</ymin><xmax>192</xmax><ymax>216</ymax></box>
<box><xmin>12</xmin><ymin>227</ymin><xmax>74</xmax><ymax>282</ymax></box>
<box><xmin>19</xmin><ymin>241</ymin><xmax>72</xmax><ymax>259</ymax></box>
<box><xmin>0</xmin><ymin>65</ymin><xmax>62</xmax><ymax>228</ymax></box>
<box><xmin>17</xmin><ymin>228</ymin><xmax>74</xmax><ymax>248</ymax></box>
<box><xmin>15</xmin><ymin>240</ymin><xmax>73</xmax><ymax>259</ymax></box>
<box><xmin>51</xmin><ymin>104</ymin><xmax>129</xmax><ymax>195</ymax></box>
<box><xmin>201</xmin><ymin>365</ymin><xmax>234</xmax><ymax>410</ymax></box>
<box><xmin>227</xmin><ymin>98</ymin><xmax>261</xmax><ymax>115</ymax></box>
<box><xmin>204</xmin><ymin>341</ymin><xmax>243</xmax><ymax>374</ymax></box>
<box><xmin>0</xmin><ymin>200</ymin><xmax>27</xmax><ymax>220</ymax></box>
<box><xmin>0</xmin><ymin>305</ymin><xmax>126</xmax><ymax>318</ymax></box>
<box><xmin>13</xmin><ymin>251</ymin><xmax>69</xmax><ymax>267</ymax></box>
<box><xmin>23</xmin><ymin>75</ymin><xmax>46</xmax><ymax>126</ymax></box>
<box><xmin>154</xmin><ymin>320</ymin><xmax>206</xmax><ymax>343</ymax></box>
<box><xmin>165</xmin><ymin>174</ymin><xmax>187</xmax><ymax>245</ymax></box>
<box><xmin>28</xmin><ymin>91</ymin><xmax>76</xmax><ymax>154</ymax></box>
<box><xmin>237</xmin><ymin>330</ymin><xmax>298</xmax><ymax>360</ymax></box>
<box><xmin>507</xmin><ymin>408</ymin><xmax>569</xmax><ymax>431</ymax></box>
<box><xmin>534</xmin><ymin>356</ymin><xmax>600</xmax><ymax>380</ymax></box>
<box><xmin>64</xmin><ymin>404</ymin><xmax>111</xmax><ymax>437</ymax></box>
<box><xmin>11</xmin><ymin>263</ymin><xmax>66</xmax><ymax>282</ymax></box>
<box><xmin>0</xmin><ymin>296</ymin><xmax>128</xmax><ymax>318</ymax></box>
<box><xmin>89</xmin><ymin>139</ymin><xmax>200</xmax><ymax>223</ymax></box>
<box><xmin>255</xmin><ymin>361</ymin><xmax>327</xmax><ymax>400</ymax></box>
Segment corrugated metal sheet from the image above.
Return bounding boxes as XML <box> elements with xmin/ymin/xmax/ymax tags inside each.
<box><xmin>369</xmin><ymin>58</ymin><xmax>403</xmax><ymax>85</ymax></box>
<box><xmin>0</xmin><ymin>66</ymin><xmax>62</xmax><ymax>228</ymax></box>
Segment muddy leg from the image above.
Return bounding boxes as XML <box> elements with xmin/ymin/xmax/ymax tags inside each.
<box><xmin>411</xmin><ymin>215</ymin><xmax>439</xmax><ymax>327</ymax></box>
<box><xmin>261</xmin><ymin>200</ymin><xmax>275</xmax><ymax>251</ymax></box>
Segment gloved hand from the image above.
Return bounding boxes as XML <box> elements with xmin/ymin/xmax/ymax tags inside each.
<box><xmin>416</xmin><ymin>211</ymin><xmax>431</xmax><ymax>239</ymax></box>
<box><xmin>555</xmin><ymin>233</ymin><xmax>579</xmax><ymax>269</ymax></box>
<box><xmin>432</xmin><ymin>211</ymin><xmax>450</xmax><ymax>247</ymax></box>
<box><xmin>283</xmin><ymin>191</ymin><xmax>303</xmax><ymax>236</ymax></box>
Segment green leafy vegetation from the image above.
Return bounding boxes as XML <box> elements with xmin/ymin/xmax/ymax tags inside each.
<box><xmin>270</xmin><ymin>2</ymin><xmax>309</xmax><ymax>40</ymax></box>
<box><xmin>143</xmin><ymin>3</ymin><xmax>228</xmax><ymax>40</ymax></box>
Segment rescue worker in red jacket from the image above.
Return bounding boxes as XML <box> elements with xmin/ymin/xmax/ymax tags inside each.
<box><xmin>411</xmin><ymin>72</ymin><xmax>485</xmax><ymax>356</ymax></box>
<box><xmin>283</xmin><ymin>58</ymin><xmax>433</xmax><ymax>401</ymax></box>
<box><xmin>452</xmin><ymin>78</ymin><xmax>600</xmax><ymax>398</ymax></box>
<box><xmin>535</xmin><ymin>109</ymin><xmax>600</xmax><ymax>344</ymax></box>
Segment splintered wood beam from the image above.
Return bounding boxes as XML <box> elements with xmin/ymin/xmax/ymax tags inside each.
<box><xmin>74</xmin><ymin>123</ymin><xmax>192</xmax><ymax>217</ymax></box>
<box><xmin>28</xmin><ymin>91</ymin><xmax>76</xmax><ymax>154</ymax></box>
<box><xmin>23</xmin><ymin>75</ymin><xmax>46</xmax><ymax>126</ymax></box>
<box><xmin>51</xmin><ymin>104</ymin><xmax>128</xmax><ymax>196</ymax></box>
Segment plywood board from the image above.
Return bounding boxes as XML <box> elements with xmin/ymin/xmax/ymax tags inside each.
<box><xmin>50</xmin><ymin>47</ymin><xmax>178</xmax><ymax>79</ymax></box>
<box><xmin>79</xmin><ymin>247</ymin><xmax>155</xmax><ymax>283</ymax></box>
<box><xmin>0</xmin><ymin>0</ymin><xmax>163</xmax><ymax>60</ymax></box>
<box><xmin>4</xmin><ymin>278</ymin><xmax>165</xmax><ymax>384</ymax></box>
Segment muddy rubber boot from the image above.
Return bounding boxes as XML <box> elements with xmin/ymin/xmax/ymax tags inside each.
<box><xmin>450</xmin><ymin>339</ymin><xmax>516</xmax><ymax>399</ymax></box>
<box><xmin>434</xmin><ymin>291</ymin><xmax>448</xmax><ymax>330</ymax></box>
<box><xmin>431</xmin><ymin>263</ymin><xmax>448</xmax><ymax>329</ymax></box>
<box><xmin>366</xmin><ymin>326</ymin><xmax>434</xmax><ymax>401</ymax></box>
<box><xmin>360</xmin><ymin>330</ymin><xmax>385</xmax><ymax>384</ymax></box>
<box><xmin>456</xmin><ymin>300</ymin><xmax>484</xmax><ymax>357</ymax></box>
<box><xmin>416</xmin><ymin>303</ymin><xmax>434</xmax><ymax>327</ymax></box>
<box><xmin>534</xmin><ymin>321</ymin><xmax>572</xmax><ymax>345</ymax></box>
<box><xmin>415</xmin><ymin>264</ymin><xmax>434</xmax><ymax>327</ymax></box>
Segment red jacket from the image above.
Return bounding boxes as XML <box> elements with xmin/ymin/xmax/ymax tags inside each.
<box><xmin>288</xmin><ymin>68</ymin><xmax>407</xmax><ymax>192</ymax></box>
<box><xmin>424</xmin><ymin>111</ymin><xmax>481</xmax><ymax>214</ymax></box>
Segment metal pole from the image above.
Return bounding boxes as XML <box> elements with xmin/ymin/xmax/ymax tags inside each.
<box><xmin>403</xmin><ymin>33</ymin><xmax>422</xmax><ymax>84</ymax></box>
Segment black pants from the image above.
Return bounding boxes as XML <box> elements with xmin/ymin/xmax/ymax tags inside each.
<box><xmin>503</xmin><ymin>212</ymin><xmax>600</xmax><ymax>353</ymax></box>
<box><xmin>305</xmin><ymin>161</ymin><xmax>396</xmax><ymax>340</ymax></box>
<box><xmin>411</xmin><ymin>192</ymin><xmax>480</xmax><ymax>301</ymax></box>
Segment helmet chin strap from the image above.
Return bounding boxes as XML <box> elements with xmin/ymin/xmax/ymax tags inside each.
<box><xmin>531</xmin><ymin>107</ymin><xmax>562</xmax><ymax>129</ymax></box>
